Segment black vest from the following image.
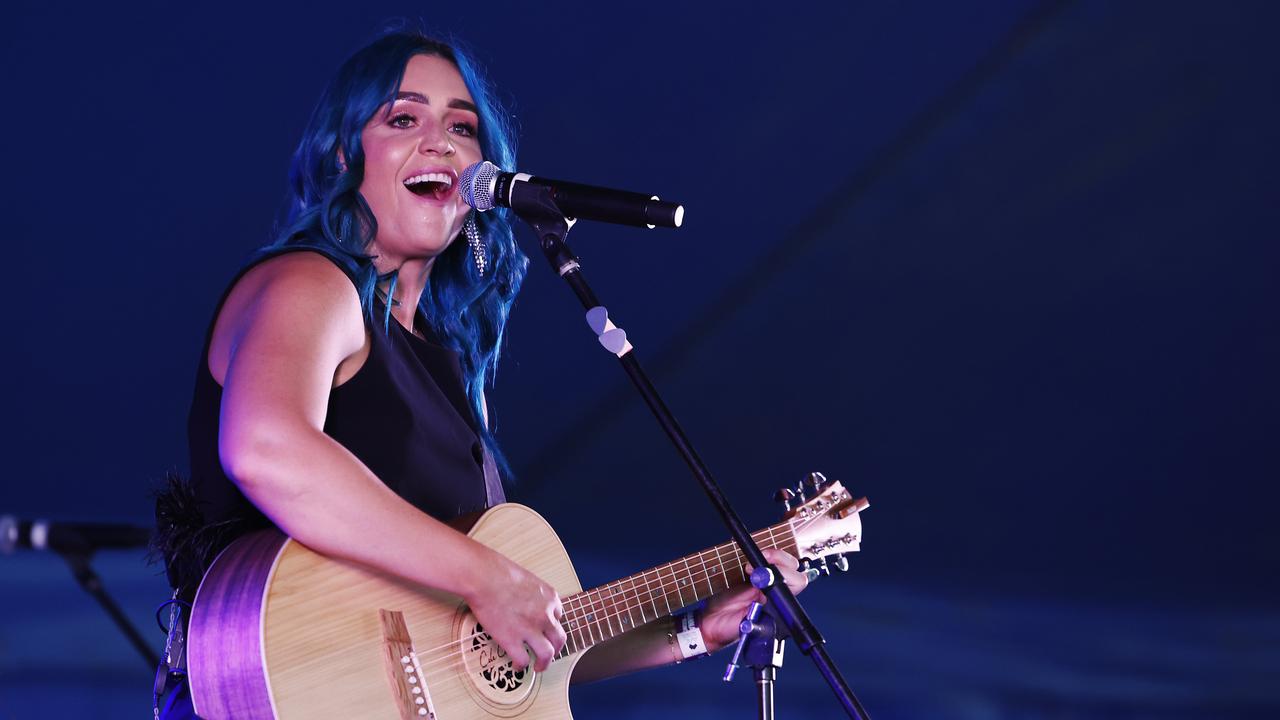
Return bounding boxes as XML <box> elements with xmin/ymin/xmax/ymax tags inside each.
<box><xmin>186</xmin><ymin>248</ymin><xmax>505</xmax><ymax>542</ymax></box>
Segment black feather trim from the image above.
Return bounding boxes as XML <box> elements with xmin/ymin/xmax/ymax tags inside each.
<box><xmin>148</xmin><ymin>471</ymin><xmax>243</xmax><ymax>596</ymax></box>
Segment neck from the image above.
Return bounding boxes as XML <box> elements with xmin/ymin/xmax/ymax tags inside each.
<box><xmin>550</xmin><ymin>521</ymin><xmax>798</xmax><ymax>660</ymax></box>
<box><xmin>374</xmin><ymin>257</ymin><xmax>434</xmax><ymax>332</ymax></box>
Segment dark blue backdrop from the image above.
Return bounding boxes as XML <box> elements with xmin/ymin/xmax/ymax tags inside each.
<box><xmin>3</xmin><ymin>1</ymin><xmax>1277</xmax><ymax>718</ymax></box>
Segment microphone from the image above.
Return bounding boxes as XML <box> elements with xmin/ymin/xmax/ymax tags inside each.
<box><xmin>459</xmin><ymin>161</ymin><xmax>685</xmax><ymax>229</ymax></box>
<box><xmin>0</xmin><ymin>515</ymin><xmax>151</xmax><ymax>555</ymax></box>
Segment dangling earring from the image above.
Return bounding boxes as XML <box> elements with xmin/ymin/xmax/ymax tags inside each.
<box><xmin>463</xmin><ymin>212</ymin><xmax>488</xmax><ymax>276</ymax></box>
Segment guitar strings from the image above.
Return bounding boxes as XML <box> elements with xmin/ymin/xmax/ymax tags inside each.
<box><xmin>414</xmin><ymin>530</ymin><xmax>800</xmax><ymax>682</ymax></box>
<box><xmin>454</xmin><ymin>524</ymin><xmax>783</xmax><ymax>659</ymax></box>
<box><xmin>409</xmin><ymin>526</ymin><xmax>797</xmax><ymax>680</ymax></box>
<box><xmin>404</xmin><ymin>526</ymin><xmax>783</xmax><ymax>680</ymax></box>
<box><xmin>557</xmin><ymin>508</ymin><xmax>830</xmax><ymax>645</ymax></box>
<box><xmin>402</xmin><ymin>524</ymin><xmax>787</xmax><ymax>668</ymax></box>
<box><xmin>559</xmin><ymin>526</ymin><xmax>787</xmax><ymax>648</ymax></box>
<box><xmin>414</xmin><ymin>546</ymin><xmax>755</xmax><ymax>680</ymax></box>
<box><xmin>408</xmin><ymin>538</ymin><xmax>759</xmax><ymax>675</ymax></box>
<box><xmin>397</xmin><ymin>524</ymin><xmax>788</xmax><ymax>679</ymax></box>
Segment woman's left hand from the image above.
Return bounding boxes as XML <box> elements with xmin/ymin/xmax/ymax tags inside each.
<box><xmin>697</xmin><ymin>548</ymin><xmax>811</xmax><ymax>651</ymax></box>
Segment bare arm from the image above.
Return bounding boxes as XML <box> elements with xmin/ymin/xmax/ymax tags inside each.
<box><xmin>213</xmin><ymin>252</ymin><xmax>565</xmax><ymax>671</ymax></box>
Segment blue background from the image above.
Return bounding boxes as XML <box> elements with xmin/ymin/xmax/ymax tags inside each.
<box><xmin>2</xmin><ymin>1</ymin><xmax>1277</xmax><ymax>717</ymax></box>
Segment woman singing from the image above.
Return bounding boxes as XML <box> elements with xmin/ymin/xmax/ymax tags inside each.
<box><xmin>156</xmin><ymin>28</ymin><xmax>808</xmax><ymax>718</ymax></box>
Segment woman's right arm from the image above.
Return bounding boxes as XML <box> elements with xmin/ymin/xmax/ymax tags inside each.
<box><xmin>212</xmin><ymin>252</ymin><xmax>565</xmax><ymax>672</ymax></box>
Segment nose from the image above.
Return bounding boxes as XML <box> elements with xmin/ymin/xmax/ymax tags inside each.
<box><xmin>418</xmin><ymin>121</ymin><xmax>455</xmax><ymax>157</ymax></box>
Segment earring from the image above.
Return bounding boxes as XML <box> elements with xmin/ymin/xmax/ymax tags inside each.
<box><xmin>463</xmin><ymin>212</ymin><xmax>488</xmax><ymax>276</ymax></box>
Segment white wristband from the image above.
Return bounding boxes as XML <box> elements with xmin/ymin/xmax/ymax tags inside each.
<box><xmin>675</xmin><ymin>612</ymin><xmax>707</xmax><ymax>660</ymax></box>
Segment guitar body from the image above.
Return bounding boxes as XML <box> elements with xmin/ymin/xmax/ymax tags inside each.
<box><xmin>188</xmin><ymin>503</ymin><xmax>584</xmax><ymax>720</ymax></box>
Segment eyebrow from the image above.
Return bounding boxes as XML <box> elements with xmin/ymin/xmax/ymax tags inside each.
<box><xmin>395</xmin><ymin>91</ymin><xmax>478</xmax><ymax>115</ymax></box>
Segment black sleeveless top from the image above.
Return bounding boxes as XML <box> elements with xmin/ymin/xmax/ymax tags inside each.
<box><xmin>187</xmin><ymin>248</ymin><xmax>505</xmax><ymax>538</ymax></box>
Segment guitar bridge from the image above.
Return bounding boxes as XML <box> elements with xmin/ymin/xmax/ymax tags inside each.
<box><xmin>380</xmin><ymin>609</ymin><xmax>438</xmax><ymax>719</ymax></box>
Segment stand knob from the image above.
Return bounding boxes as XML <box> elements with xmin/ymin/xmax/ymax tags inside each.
<box><xmin>723</xmin><ymin>601</ymin><xmax>767</xmax><ymax>683</ymax></box>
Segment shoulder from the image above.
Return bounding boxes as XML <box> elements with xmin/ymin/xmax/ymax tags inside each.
<box><xmin>234</xmin><ymin>251</ymin><xmax>362</xmax><ymax>334</ymax></box>
<box><xmin>208</xmin><ymin>250</ymin><xmax>367</xmax><ymax>382</ymax></box>
<box><xmin>240</xmin><ymin>250</ymin><xmax>361</xmax><ymax>306</ymax></box>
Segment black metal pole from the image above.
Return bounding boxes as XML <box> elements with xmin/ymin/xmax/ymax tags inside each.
<box><xmin>61</xmin><ymin>551</ymin><xmax>159</xmax><ymax>670</ymax></box>
<box><xmin>508</xmin><ymin>184</ymin><xmax>870</xmax><ymax>719</ymax></box>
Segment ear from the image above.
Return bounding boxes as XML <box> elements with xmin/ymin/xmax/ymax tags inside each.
<box><xmin>336</xmin><ymin>147</ymin><xmax>347</xmax><ymax>173</ymax></box>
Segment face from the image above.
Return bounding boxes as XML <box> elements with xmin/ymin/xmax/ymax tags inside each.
<box><xmin>357</xmin><ymin>54</ymin><xmax>482</xmax><ymax>269</ymax></box>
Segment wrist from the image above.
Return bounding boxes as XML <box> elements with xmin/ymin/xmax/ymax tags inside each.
<box><xmin>668</xmin><ymin>610</ymin><xmax>710</xmax><ymax>664</ymax></box>
<box><xmin>455</xmin><ymin>541</ymin><xmax>502</xmax><ymax>604</ymax></box>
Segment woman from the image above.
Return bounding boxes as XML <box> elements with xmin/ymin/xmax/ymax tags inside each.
<box><xmin>158</xmin><ymin>29</ymin><xmax>807</xmax><ymax>717</ymax></box>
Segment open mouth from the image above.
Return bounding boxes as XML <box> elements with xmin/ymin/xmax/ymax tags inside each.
<box><xmin>403</xmin><ymin>171</ymin><xmax>455</xmax><ymax>201</ymax></box>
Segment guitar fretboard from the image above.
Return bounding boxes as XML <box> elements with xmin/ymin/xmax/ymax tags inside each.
<box><xmin>554</xmin><ymin>521</ymin><xmax>797</xmax><ymax>658</ymax></box>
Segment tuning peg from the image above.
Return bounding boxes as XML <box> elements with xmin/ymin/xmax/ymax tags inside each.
<box><xmin>817</xmin><ymin>557</ymin><xmax>830</xmax><ymax>576</ymax></box>
<box><xmin>793</xmin><ymin>482</ymin><xmax>808</xmax><ymax>504</ymax></box>
<box><xmin>800</xmin><ymin>559</ymin><xmax>820</xmax><ymax>582</ymax></box>
<box><xmin>832</xmin><ymin>553</ymin><xmax>849</xmax><ymax>572</ymax></box>
<box><xmin>806</xmin><ymin>472</ymin><xmax>828</xmax><ymax>494</ymax></box>
<box><xmin>773</xmin><ymin>487</ymin><xmax>797</xmax><ymax>511</ymax></box>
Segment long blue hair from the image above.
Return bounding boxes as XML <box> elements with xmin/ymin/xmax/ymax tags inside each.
<box><xmin>264</xmin><ymin>30</ymin><xmax>527</xmax><ymax>472</ymax></box>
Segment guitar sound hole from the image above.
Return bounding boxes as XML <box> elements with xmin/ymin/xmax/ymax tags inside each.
<box><xmin>469</xmin><ymin>622</ymin><xmax>529</xmax><ymax>693</ymax></box>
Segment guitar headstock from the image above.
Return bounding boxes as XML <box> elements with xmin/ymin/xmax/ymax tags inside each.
<box><xmin>780</xmin><ymin>473</ymin><xmax>869</xmax><ymax>575</ymax></box>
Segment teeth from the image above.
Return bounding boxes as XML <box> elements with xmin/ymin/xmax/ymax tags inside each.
<box><xmin>403</xmin><ymin>172</ymin><xmax>453</xmax><ymax>188</ymax></box>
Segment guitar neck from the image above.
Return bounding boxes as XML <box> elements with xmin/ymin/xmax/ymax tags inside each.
<box><xmin>555</xmin><ymin>521</ymin><xmax>797</xmax><ymax>657</ymax></box>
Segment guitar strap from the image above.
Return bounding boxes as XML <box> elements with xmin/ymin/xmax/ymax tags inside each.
<box><xmin>481</xmin><ymin>445</ymin><xmax>507</xmax><ymax>507</ymax></box>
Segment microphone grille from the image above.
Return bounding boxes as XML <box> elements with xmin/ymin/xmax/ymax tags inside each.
<box><xmin>460</xmin><ymin>161</ymin><xmax>501</xmax><ymax>212</ymax></box>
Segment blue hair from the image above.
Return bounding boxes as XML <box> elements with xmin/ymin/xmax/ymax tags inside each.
<box><xmin>264</xmin><ymin>29</ymin><xmax>527</xmax><ymax>473</ymax></box>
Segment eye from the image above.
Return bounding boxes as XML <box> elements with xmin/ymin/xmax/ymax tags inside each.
<box><xmin>450</xmin><ymin>121</ymin><xmax>478</xmax><ymax>138</ymax></box>
<box><xmin>388</xmin><ymin>112</ymin><xmax>416</xmax><ymax>129</ymax></box>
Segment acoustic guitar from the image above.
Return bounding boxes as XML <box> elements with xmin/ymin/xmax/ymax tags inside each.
<box><xmin>187</xmin><ymin>478</ymin><xmax>868</xmax><ymax>719</ymax></box>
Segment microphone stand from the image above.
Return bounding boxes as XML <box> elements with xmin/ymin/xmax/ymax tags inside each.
<box><xmin>59</xmin><ymin>538</ymin><xmax>159</xmax><ymax>670</ymax></box>
<box><xmin>508</xmin><ymin>184</ymin><xmax>870</xmax><ymax>720</ymax></box>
